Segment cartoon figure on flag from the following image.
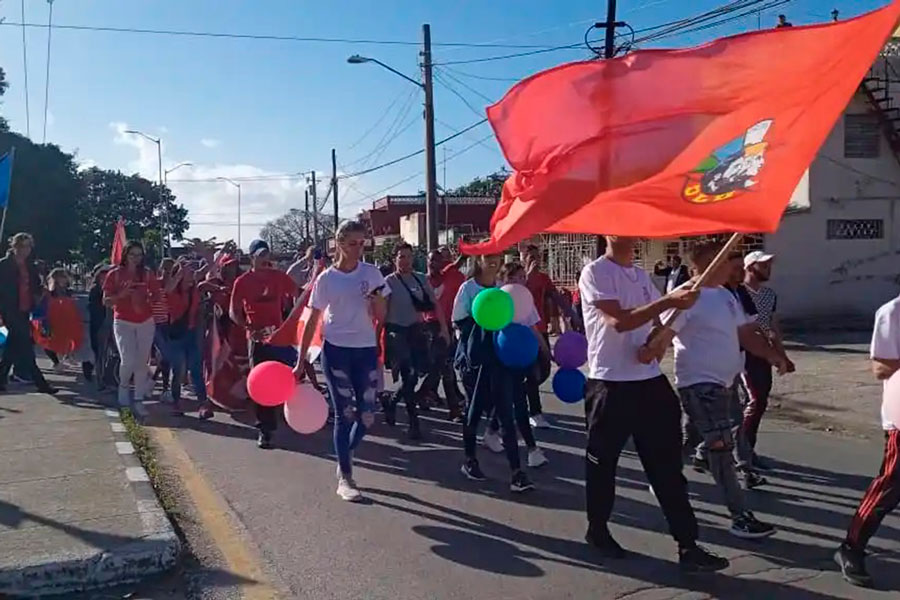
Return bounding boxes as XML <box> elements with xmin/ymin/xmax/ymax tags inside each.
<box><xmin>683</xmin><ymin>120</ymin><xmax>773</xmax><ymax>204</ymax></box>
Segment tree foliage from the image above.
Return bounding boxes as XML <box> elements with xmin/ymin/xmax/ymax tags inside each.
<box><xmin>449</xmin><ymin>168</ymin><xmax>509</xmax><ymax>198</ymax></box>
<box><xmin>259</xmin><ymin>209</ymin><xmax>336</xmax><ymax>254</ymax></box>
<box><xmin>76</xmin><ymin>167</ymin><xmax>189</xmax><ymax>266</ymax></box>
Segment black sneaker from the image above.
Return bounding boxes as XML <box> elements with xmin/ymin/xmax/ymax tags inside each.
<box><xmin>834</xmin><ymin>543</ymin><xmax>872</xmax><ymax>587</ymax></box>
<box><xmin>257</xmin><ymin>432</ymin><xmax>272</xmax><ymax>450</ymax></box>
<box><xmin>751</xmin><ymin>453</ymin><xmax>773</xmax><ymax>472</ymax></box>
<box><xmin>741</xmin><ymin>469</ymin><xmax>768</xmax><ymax>490</ymax></box>
<box><xmin>460</xmin><ymin>458</ymin><xmax>486</xmax><ymax>481</ymax></box>
<box><xmin>382</xmin><ymin>396</ymin><xmax>397</xmax><ymax>426</ymax></box>
<box><xmin>679</xmin><ymin>545</ymin><xmax>730</xmax><ymax>573</ymax></box>
<box><xmin>585</xmin><ymin>527</ymin><xmax>627</xmax><ymax>559</ymax></box>
<box><xmin>36</xmin><ymin>386</ymin><xmax>59</xmax><ymax>395</ymax></box>
<box><xmin>408</xmin><ymin>420</ymin><xmax>423</xmax><ymax>441</ymax></box>
<box><xmin>692</xmin><ymin>456</ymin><xmax>709</xmax><ymax>473</ymax></box>
<box><xmin>510</xmin><ymin>470</ymin><xmax>535</xmax><ymax>493</ymax></box>
<box><xmin>730</xmin><ymin>512</ymin><xmax>776</xmax><ymax>539</ymax></box>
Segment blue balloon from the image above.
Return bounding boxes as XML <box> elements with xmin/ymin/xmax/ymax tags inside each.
<box><xmin>553</xmin><ymin>368</ymin><xmax>586</xmax><ymax>404</ymax></box>
<box><xmin>494</xmin><ymin>323</ymin><xmax>539</xmax><ymax>369</ymax></box>
<box><xmin>0</xmin><ymin>326</ymin><xmax>6</xmax><ymax>348</ymax></box>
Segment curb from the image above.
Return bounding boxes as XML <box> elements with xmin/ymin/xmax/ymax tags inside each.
<box><xmin>0</xmin><ymin>403</ymin><xmax>181</xmax><ymax>597</ymax></box>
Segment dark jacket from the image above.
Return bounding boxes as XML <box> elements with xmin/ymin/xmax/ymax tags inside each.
<box><xmin>0</xmin><ymin>252</ymin><xmax>42</xmax><ymax>319</ymax></box>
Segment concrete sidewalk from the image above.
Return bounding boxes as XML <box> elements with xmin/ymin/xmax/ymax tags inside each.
<box><xmin>0</xmin><ymin>373</ymin><xmax>179</xmax><ymax>597</ymax></box>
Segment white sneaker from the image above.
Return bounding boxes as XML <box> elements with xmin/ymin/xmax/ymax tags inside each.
<box><xmin>527</xmin><ymin>447</ymin><xmax>549</xmax><ymax>468</ymax></box>
<box><xmin>336</xmin><ymin>476</ymin><xmax>363</xmax><ymax>502</ymax></box>
<box><xmin>529</xmin><ymin>414</ymin><xmax>551</xmax><ymax>429</ymax></box>
<box><xmin>160</xmin><ymin>390</ymin><xmax>174</xmax><ymax>405</ymax></box>
<box><xmin>482</xmin><ymin>429</ymin><xmax>505</xmax><ymax>454</ymax></box>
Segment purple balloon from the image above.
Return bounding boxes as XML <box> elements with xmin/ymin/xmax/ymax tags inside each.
<box><xmin>553</xmin><ymin>331</ymin><xmax>588</xmax><ymax>369</ymax></box>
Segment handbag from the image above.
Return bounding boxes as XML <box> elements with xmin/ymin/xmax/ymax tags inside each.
<box><xmin>396</xmin><ymin>273</ymin><xmax>435</xmax><ymax>313</ymax></box>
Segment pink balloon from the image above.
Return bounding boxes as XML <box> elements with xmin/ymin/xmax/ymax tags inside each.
<box><xmin>247</xmin><ymin>361</ymin><xmax>295</xmax><ymax>407</ymax></box>
<box><xmin>501</xmin><ymin>283</ymin><xmax>536</xmax><ymax>324</ymax></box>
<box><xmin>883</xmin><ymin>370</ymin><xmax>900</xmax><ymax>427</ymax></box>
<box><xmin>284</xmin><ymin>384</ymin><xmax>329</xmax><ymax>434</ymax></box>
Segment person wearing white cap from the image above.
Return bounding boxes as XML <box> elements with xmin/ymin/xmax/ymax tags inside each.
<box><xmin>738</xmin><ymin>250</ymin><xmax>795</xmax><ymax>470</ymax></box>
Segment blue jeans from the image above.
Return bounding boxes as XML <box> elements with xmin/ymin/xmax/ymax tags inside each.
<box><xmin>320</xmin><ymin>342</ymin><xmax>379</xmax><ymax>477</ymax></box>
<box><xmin>167</xmin><ymin>330</ymin><xmax>206</xmax><ymax>404</ymax></box>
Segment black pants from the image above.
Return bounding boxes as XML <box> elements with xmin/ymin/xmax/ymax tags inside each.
<box><xmin>488</xmin><ymin>369</ymin><xmax>537</xmax><ymax>449</ymax></box>
<box><xmin>0</xmin><ymin>310</ymin><xmax>49</xmax><ymax>389</ymax></box>
<box><xmin>462</xmin><ymin>364</ymin><xmax>522</xmax><ymax>472</ymax></box>
<box><xmin>846</xmin><ymin>430</ymin><xmax>900</xmax><ymax>551</ymax></box>
<box><xmin>249</xmin><ymin>340</ymin><xmax>296</xmax><ymax>435</ymax></box>
<box><xmin>585</xmin><ymin>376</ymin><xmax>698</xmax><ymax>546</ymax></box>
<box><xmin>741</xmin><ymin>353</ymin><xmax>773</xmax><ymax>451</ymax></box>
<box><xmin>420</xmin><ymin>322</ymin><xmax>461</xmax><ymax>412</ymax></box>
<box><xmin>525</xmin><ymin>335</ymin><xmax>551</xmax><ymax>417</ymax></box>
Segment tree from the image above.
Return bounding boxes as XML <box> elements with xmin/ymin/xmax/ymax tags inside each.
<box><xmin>76</xmin><ymin>167</ymin><xmax>189</xmax><ymax>267</ymax></box>
<box><xmin>259</xmin><ymin>209</ymin><xmax>336</xmax><ymax>255</ymax></box>
<box><xmin>449</xmin><ymin>168</ymin><xmax>509</xmax><ymax>198</ymax></box>
<box><xmin>0</xmin><ymin>130</ymin><xmax>82</xmax><ymax>262</ymax></box>
<box><xmin>0</xmin><ymin>66</ymin><xmax>8</xmax><ymax>132</ymax></box>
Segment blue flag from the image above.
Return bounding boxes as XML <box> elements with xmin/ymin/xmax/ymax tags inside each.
<box><xmin>0</xmin><ymin>150</ymin><xmax>12</xmax><ymax>209</ymax></box>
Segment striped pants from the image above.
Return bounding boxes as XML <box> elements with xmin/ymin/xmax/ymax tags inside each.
<box><xmin>845</xmin><ymin>430</ymin><xmax>900</xmax><ymax>551</ymax></box>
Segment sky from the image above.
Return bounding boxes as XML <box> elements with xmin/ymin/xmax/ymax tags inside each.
<box><xmin>0</xmin><ymin>0</ymin><xmax>888</xmax><ymax>249</ymax></box>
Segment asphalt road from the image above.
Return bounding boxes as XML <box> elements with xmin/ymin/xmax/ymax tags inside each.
<box><xmin>142</xmin><ymin>380</ymin><xmax>900</xmax><ymax>600</ymax></box>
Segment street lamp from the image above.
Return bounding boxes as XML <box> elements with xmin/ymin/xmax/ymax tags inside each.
<box><xmin>346</xmin><ymin>25</ymin><xmax>439</xmax><ymax>251</ymax></box>
<box><xmin>216</xmin><ymin>177</ymin><xmax>242</xmax><ymax>250</ymax></box>
<box><xmin>124</xmin><ymin>129</ymin><xmax>165</xmax><ymax>256</ymax></box>
<box><xmin>162</xmin><ymin>162</ymin><xmax>193</xmax><ymax>248</ymax></box>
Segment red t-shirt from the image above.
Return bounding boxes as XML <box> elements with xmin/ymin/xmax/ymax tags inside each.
<box><xmin>17</xmin><ymin>262</ymin><xmax>31</xmax><ymax>312</ymax></box>
<box><xmin>102</xmin><ymin>266</ymin><xmax>161</xmax><ymax>323</ymax></box>
<box><xmin>526</xmin><ymin>269</ymin><xmax>554</xmax><ymax>333</ymax></box>
<box><xmin>167</xmin><ymin>285</ymin><xmax>200</xmax><ymax>330</ymax></box>
<box><xmin>427</xmin><ymin>263</ymin><xmax>465</xmax><ymax>323</ymax></box>
<box><xmin>230</xmin><ymin>268</ymin><xmax>298</xmax><ymax>333</ymax></box>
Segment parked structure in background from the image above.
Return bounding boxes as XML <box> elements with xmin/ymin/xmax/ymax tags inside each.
<box><xmin>358</xmin><ymin>195</ymin><xmax>497</xmax><ymax>249</ymax></box>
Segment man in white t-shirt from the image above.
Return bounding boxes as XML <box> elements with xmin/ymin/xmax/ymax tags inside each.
<box><xmin>646</xmin><ymin>242</ymin><xmax>783</xmax><ymax>541</ymax></box>
<box><xmin>578</xmin><ymin>235</ymin><xmax>728</xmax><ymax>573</ymax></box>
<box><xmin>836</xmin><ymin>295</ymin><xmax>900</xmax><ymax>587</ymax></box>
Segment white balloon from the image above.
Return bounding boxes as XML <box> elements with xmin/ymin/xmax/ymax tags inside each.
<box><xmin>501</xmin><ymin>283</ymin><xmax>535</xmax><ymax>324</ymax></box>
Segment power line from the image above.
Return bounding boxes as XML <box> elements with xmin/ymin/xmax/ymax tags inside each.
<box><xmin>0</xmin><ymin>20</ymin><xmax>594</xmax><ymax>49</ymax></box>
<box><xmin>434</xmin><ymin>72</ymin><xmax>486</xmax><ymax>120</ymax></box>
<box><xmin>435</xmin><ymin>118</ymin><xmax>498</xmax><ymax>154</ymax></box>
<box><xmin>344</xmin><ymin>90</ymin><xmax>406</xmax><ymax>152</ymax></box>
<box><xmin>435</xmin><ymin>67</ymin><xmax>495</xmax><ymax>103</ymax></box>
<box><xmin>340</xmin><ymin>89</ymin><xmax>417</xmax><ymax>169</ymax></box>
<box><xmin>433</xmin><ymin>42</ymin><xmax>586</xmax><ymax>66</ymax></box>
<box><xmin>41</xmin><ymin>0</ymin><xmax>55</xmax><ymax>143</ymax></box>
<box><xmin>20</xmin><ymin>0</ymin><xmax>30</xmax><ymax>138</ymax></box>
<box><xmin>340</xmin><ymin>118</ymin><xmax>489</xmax><ymax>180</ymax></box>
<box><xmin>440</xmin><ymin>66</ymin><xmax>523</xmax><ymax>83</ymax></box>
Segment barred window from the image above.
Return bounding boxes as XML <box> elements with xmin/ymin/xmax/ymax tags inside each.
<box><xmin>844</xmin><ymin>114</ymin><xmax>881</xmax><ymax>159</ymax></box>
<box><xmin>826</xmin><ymin>219</ymin><xmax>884</xmax><ymax>240</ymax></box>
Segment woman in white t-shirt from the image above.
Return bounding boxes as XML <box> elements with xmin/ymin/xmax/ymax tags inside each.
<box><xmin>297</xmin><ymin>221</ymin><xmax>388</xmax><ymax>503</ymax></box>
<box><xmin>452</xmin><ymin>254</ymin><xmax>540</xmax><ymax>493</ymax></box>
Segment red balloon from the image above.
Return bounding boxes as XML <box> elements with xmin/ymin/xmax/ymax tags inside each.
<box><xmin>247</xmin><ymin>361</ymin><xmax>295</xmax><ymax>407</ymax></box>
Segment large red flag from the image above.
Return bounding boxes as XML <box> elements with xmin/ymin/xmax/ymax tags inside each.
<box><xmin>110</xmin><ymin>218</ymin><xmax>126</xmax><ymax>264</ymax></box>
<box><xmin>461</xmin><ymin>3</ymin><xmax>900</xmax><ymax>255</ymax></box>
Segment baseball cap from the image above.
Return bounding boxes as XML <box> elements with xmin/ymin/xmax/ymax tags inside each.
<box><xmin>248</xmin><ymin>239</ymin><xmax>270</xmax><ymax>257</ymax></box>
<box><xmin>744</xmin><ymin>250</ymin><xmax>774</xmax><ymax>268</ymax></box>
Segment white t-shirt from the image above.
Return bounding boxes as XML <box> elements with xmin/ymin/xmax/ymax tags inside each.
<box><xmin>579</xmin><ymin>257</ymin><xmax>662</xmax><ymax>381</ymax></box>
<box><xmin>871</xmin><ymin>297</ymin><xmax>900</xmax><ymax>431</ymax></box>
<box><xmin>309</xmin><ymin>262</ymin><xmax>389</xmax><ymax>348</ymax></box>
<box><xmin>451</xmin><ymin>278</ymin><xmax>539</xmax><ymax>326</ymax></box>
<box><xmin>665</xmin><ymin>286</ymin><xmax>752</xmax><ymax>388</ymax></box>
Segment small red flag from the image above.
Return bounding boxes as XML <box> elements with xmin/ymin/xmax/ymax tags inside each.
<box><xmin>110</xmin><ymin>218</ymin><xmax>126</xmax><ymax>265</ymax></box>
<box><xmin>462</xmin><ymin>3</ymin><xmax>900</xmax><ymax>255</ymax></box>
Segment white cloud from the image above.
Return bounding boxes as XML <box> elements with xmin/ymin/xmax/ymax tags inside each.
<box><xmin>200</xmin><ymin>138</ymin><xmax>221</xmax><ymax>149</ymax></box>
<box><xmin>77</xmin><ymin>158</ymin><xmax>97</xmax><ymax>171</ymax></box>
<box><xmin>110</xmin><ymin>121</ymin><xmax>305</xmax><ymax>249</ymax></box>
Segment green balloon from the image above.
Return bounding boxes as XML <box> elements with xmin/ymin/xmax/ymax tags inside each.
<box><xmin>472</xmin><ymin>288</ymin><xmax>514</xmax><ymax>331</ymax></box>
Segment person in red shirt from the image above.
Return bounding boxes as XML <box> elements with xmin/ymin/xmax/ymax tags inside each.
<box><xmin>421</xmin><ymin>249</ymin><xmax>464</xmax><ymax>420</ymax></box>
<box><xmin>0</xmin><ymin>232</ymin><xmax>56</xmax><ymax>394</ymax></box>
<box><xmin>230</xmin><ymin>240</ymin><xmax>298</xmax><ymax>449</ymax></box>
<box><xmin>103</xmin><ymin>241</ymin><xmax>161</xmax><ymax>406</ymax></box>
<box><xmin>165</xmin><ymin>262</ymin><xmax>212</xmax><ymax>419</ymax></box>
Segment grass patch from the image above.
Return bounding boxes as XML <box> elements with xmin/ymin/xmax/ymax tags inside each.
<box><xmin>120</xmin><ymin>408</ymin><xmax>179</xmax><ymax>514</ymax></box>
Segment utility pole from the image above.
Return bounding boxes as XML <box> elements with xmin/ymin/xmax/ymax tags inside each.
<box><xmin>332</xmin><ymin>148</ymin><xmax>339</xmax><ymax>236</ymax></box>
<box><xmin>311</xmin><ymin>171</ymin><xmax>319</xmax><ymax>248</ymax></box>
<box><xmin>596</xmin><ymin>0</ymin><xmax>621</xmax><ymax>258</ymax></box>
<box><xmin>304</xmin><ymin>189</ymin><xmax>310</xmax><ymax>242</ymax></box>
<box><xmin>422</xmin><ymin>23</ymin><xmax>439</xmax><ymax>251</ymax></box>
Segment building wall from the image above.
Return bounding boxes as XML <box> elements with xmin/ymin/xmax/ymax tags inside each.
<box><xmin>768</xmin><ymin>94</ymin><xmax>900</xmax><ymax>320</ymax></box>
